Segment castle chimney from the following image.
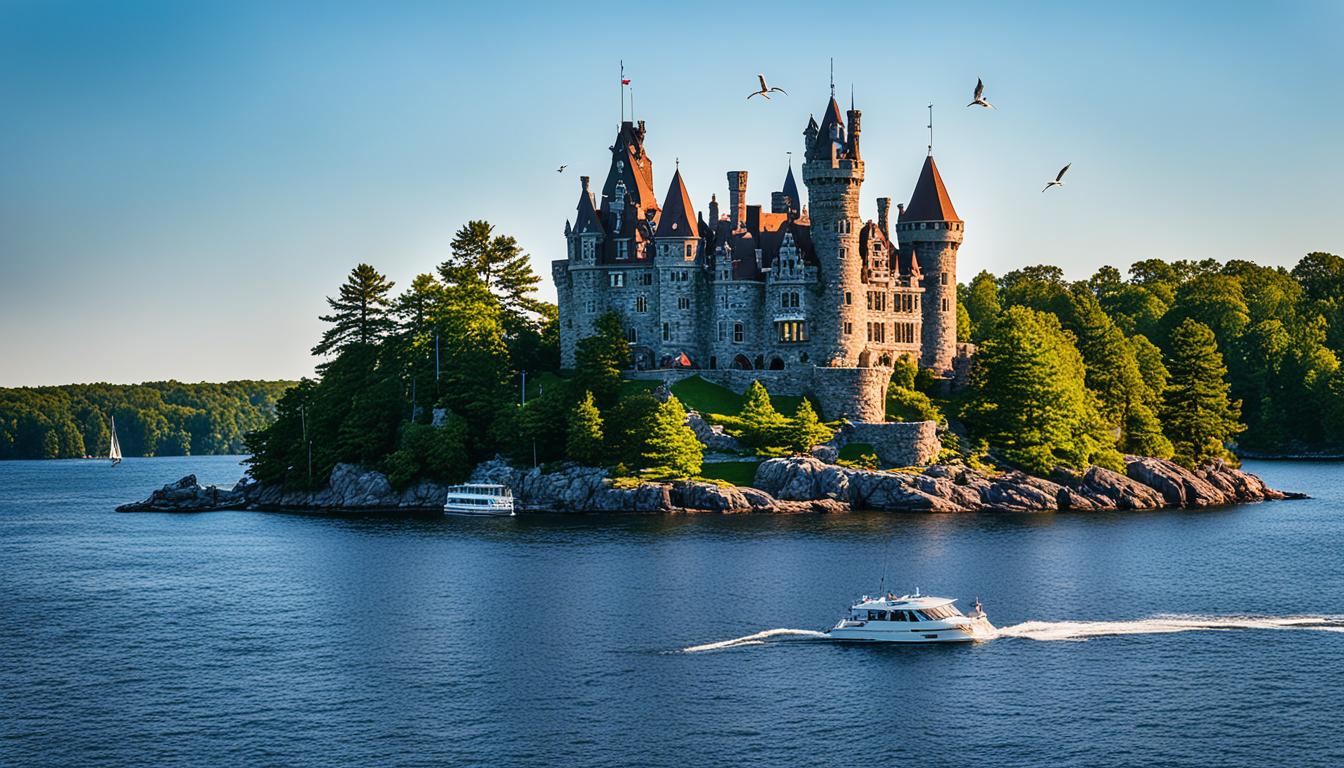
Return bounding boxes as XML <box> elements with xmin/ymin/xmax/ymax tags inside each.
<box><xmin>708</xmin><ymin>194</ymin><xmax>719</xmax><ymax>224</ymax></box>
<box><xmin>877</xmin><ymin>197</ymin><xmax>891</xmax><ymax>237</ymax></box>
<box><xmin>896</xmin><ymin>202</ymin><xmax>905</xmax><ymax>221</ymax></box>
<box><xmin>746</xmin><ymin>204</ymin><xmax>761</xmax><ymax>234</ymax></box>
<box><xmin>727</xmin><ymin>171</ymin><xmax>748</xmax><ymax>228</ymax></box>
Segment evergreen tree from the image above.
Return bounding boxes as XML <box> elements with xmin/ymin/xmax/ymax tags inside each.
<box><xmin>312</xmin><ymin>264</ymin><xmax>396</xmax><ymax>357</ymax></box>
<box><xmin>783</xmin><ymin>399</ymin><xmax>833</xmax><ymax>455</ymax></box>
<box><xmin>735</xmin><ymin>380</ymin><xmax>790</xmax><ymax>451</ymax></box>
<box><xmin>566</xmin><ymin>391</ymin><xmax>606</xmax><ymax>466</ymax></box>
<box><xmin>440</xmin><ymin>220</ymin><xmax>545</xmax><ymax>318</ymax></box>
<box><xmin>574</xmin><ymin>312</ymin><xmax>628</xmax><ymax>408</ymax></box>
<box><xmin>964</xmin><ymin>307</ymin><xmax>1117</xmax><ymax>474</ymax></box>
<box><xmin>603</xmin><ymin>393</ymin><xmax>660</xmax><ymax>468</ymax></box>
<box><xmin>1161</xmin><ymin>319</ymin><xmax>1244</xmax><ymax>467</ymax></box>
<box><xmin>641</xmin><ymin>395</ymin><xmax>702</xmax><ymax>478</ymax></box>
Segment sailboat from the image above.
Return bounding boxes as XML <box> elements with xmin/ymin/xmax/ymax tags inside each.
<box><xmin>108</xmin><ymin>415</ymin><xmax>122</xmax><ymax>466</ymax></box>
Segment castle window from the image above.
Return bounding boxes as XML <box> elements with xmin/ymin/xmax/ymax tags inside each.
<box><xmin>635</xmin><ymin>295</ymin><xmax>647</xmax><ymax>313</ymax></box>
<box><xmin>662</xmin><ymin>322</ymin><xmax>670</xmax><ymax>342</ymax></box>
<box><xmin>617</xmin><ymin>241</ymin><xmax>629</xmax><ymax>260</ymax></box>
<box><xmin>582</xmin><ymin>240</ymin><xmax>595</xmax><ymax>260</ymax></box>
<box><xmin>844</xmin><ymin>291</ymin><xmax>852</xmax><ymax>306</ymax></box>
<box><xmin>942</xmin><ymin>298</ymin><xmax>949</xmax><ymax>312</ymax></box>
<box><xmin>733</xmin><ymin>323</ymin><xmax>744</xmax><ymax>344</ymax></box>
<box><xmin>609</xmin><ymin>272</ymin><xmax>625</xmax><ymax>288</ymax></box>
<box><xmin>717</xmin><ymin>322</ymin><xmax>727</xmax><ymax>341</ymax></box>
<box><xmin>586</xmin><ymin>300</ymin><xmax>595</xmax><ymax>313</ymax></box>
<box><xmin>940</xmin><ymin>271</ymin><xmax>948</xmax><ymax>286</ymax></box>
<box><xmin>681</xmin><ymin>270</ymin><xmax>689</xmax><ymax>281</ymax></box>
<box><xmin>626</xmin><ymin>327</ymin><xmax>638</xmax><ymax>343</ymax></box>
<box><xmin>684</xmin><ymin>243</ymin><xmax>694</xmax><ymax>260</ymax></box>
<box><xmin>639</xmin><ymin>272</ymin><xmax>653</xmax><ymax>286</ymax></box>
<box><xmin>776</xmin><ymin>321</ymin><xmax>808</xmax><ymax>343</ymax></box>
<box><xmin>790</xmin><ymin>292</ymin><xmax>800</xmax><ymax>308</ymax></box>
<box><xmin>678</xmin><ymin>296</ymin><xmax>690</xmax><ymax>311</ymax></box>
<box><xmin>720</xmin><ymin>294</ymin><xmax>728</xmax><ymax>309</ymax></box>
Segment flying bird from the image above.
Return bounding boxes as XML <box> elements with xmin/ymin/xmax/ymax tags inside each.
<box><xmin>1042</xmin><ymin>163</ymin><xmax>1072</xmax><ymax>192</ymax></box>
<box><xmin>967</xmin><ymin>78</ymin><xmax>996</xmax><ymax>109</ymax></box>
<box><xmin>748</xmin><ymin>74</ymin><xmax>788</xmax><ymax>100</ymax></box>
<box><xmin>556</xmin><ymin>165</ymin><xmax>567</xmax><ymax>173</ymax></box>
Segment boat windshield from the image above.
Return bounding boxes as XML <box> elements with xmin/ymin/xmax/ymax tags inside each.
<box><xmin>916</xmin><ymin>605</ymin><xmax>963</xmax><ymax>620</ymax></box>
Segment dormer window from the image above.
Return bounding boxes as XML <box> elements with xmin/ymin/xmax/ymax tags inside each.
<box><xmin>617</xmin><ymin>241</ymin><xmax>629</xmax><ymax>260</ymax></box>
<box><xmin>582</xmin><ymin>240</ymin><xmax>595</xmax><ymax>261</ymax></box>
<box><xmin>684</xmin><ymin>243</ymin><xmax>694</xmax><ymax>260</ymax></box>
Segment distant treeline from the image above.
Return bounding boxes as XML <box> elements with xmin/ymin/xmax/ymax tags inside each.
<box><xmin>0</xmin><ymin>381</ymin><xmax>295</xmax><ymax>459</ymax></box>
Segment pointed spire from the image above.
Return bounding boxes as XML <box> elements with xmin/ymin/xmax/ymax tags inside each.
<box><xmin>573</xmin><ymin>176</ymin><xmax>604</xmax><ymax>234</ymax></box>
<box><xmin>781</xmin><ymin>164</ymin><xmax>800</xmax><ymax>219</ymax></box>
<box><xmin>904</xmin><ymin>155</ymin><xmax>960</xmax><ymax>222</ymax></box>
<box><xmin>811</xmin><ymin>97</ymin><xmax>846</xmax><ymax>158</ymax></box>
<box><xmin>654</xmin><ymin>168</ymin><xmax>698</xmax><ymax>238</ymax></box>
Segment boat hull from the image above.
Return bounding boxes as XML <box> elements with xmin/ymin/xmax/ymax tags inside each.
<box><xmin>443</xmin><ymin>506</ymin><xmax>515</xmax><ymax>517</ymax></box>
<box><xmin>826</xmin><ymin>617</ymin><xmax>995</xmax><ymax>644</ymax></box>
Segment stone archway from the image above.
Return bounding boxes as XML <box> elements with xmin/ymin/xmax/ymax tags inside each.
<box><xmin>858</xmin><ymin>349</ymin><xmax>873</xmax><ymax>368</ymax></box>
<box><xmin>731</xmin><ymin>354</ymin><xmax>753</xmax><ymax>370</ymax></box>
<box><xmin>768</xmin><ymin>356</ymin><xmax>785</xmax><ymax>370</ymax></box>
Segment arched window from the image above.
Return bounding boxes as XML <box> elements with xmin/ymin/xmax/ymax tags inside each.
<box><xmin>635</xmin><ymin>295</ymin><xmax>647</xmax><ymax>313</ymax></box>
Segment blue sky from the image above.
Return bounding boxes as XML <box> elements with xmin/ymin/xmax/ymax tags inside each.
<box><xmin>2</xmin><ymin>1</ymin><xmax>1341</xmax><ymax>386</ymax></box>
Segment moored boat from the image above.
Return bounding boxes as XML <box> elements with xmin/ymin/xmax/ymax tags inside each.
<box><xmin>826</xmin><ymin>589</ymin><xmax>994</xmax><ymax>643</ymax></box>
<box><xmin>443</xmin><ymin>484</ymin><xmax>514</xmax><ymax>516</ymax></box>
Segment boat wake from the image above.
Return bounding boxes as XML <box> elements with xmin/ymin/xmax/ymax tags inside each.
<box><xmin>995</xmin><ymin>614</ymin><xmax>1344</xmax><ymax>642</ymax></box>
<box><xmin>681</xmin><ymin>628</ymin><xmax>828</xmax><ymax>653</ymax></box>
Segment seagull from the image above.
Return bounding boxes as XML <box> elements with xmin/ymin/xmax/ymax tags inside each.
<box><xmin>556</xmin><ymin>165</ymin><xmax>567</xmax><ymax>173</ymax></box>
<box><xmin>748</xmin><ymin>74</ymin><xmax>788</xmax><ymax>100</ymax></box>
<box><xmin>967</xmin><ymin>78</ymin><xmax>996</xmax><ymax>109</ymax></box>
<box><xmin>1042</xmin><ymin>163</ymin><xmax>1072</xmax><ymax>192</ymax></box>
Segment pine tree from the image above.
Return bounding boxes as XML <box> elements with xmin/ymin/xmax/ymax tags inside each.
<box><xmin>783</xmin><ymin>399</ymin><xmax>833</xmax><ymax>455</ymax></box>
<box><xmin>312</xmin><ymin>264</ymin><xmax>396</xmax><ymax>356</ymax></box>
<box><xmin>1161</xmin><ymin>319</ymin><xmax>1244</xmax><ymax>467</ymax></box>
<box><xmin>964</xmin><ymin>306</ymin><xmax>1116</xmax><ymax>474</ymax></box>
<box><xmin>641</xmin><ymin>395</ymin><xmax>702</xmax><ymax>478</ymax></box>
<box><xmin>566</xmin><ymin>391</ymin><xmax>606</xmax><ymax>466</ymax></box>
<box><xmin>736</xmin><ymin>380</ymin><xmax>790</xmax><ymax>451</ymax></box>
<box><xmin>574</xmin><ymin>312</ymin><xmax>629</xmax><ymax>408</ymax></box>
<box><xmin>439</xmin><ymin>220</ymin><xmax>545</xmax><ymax>317</ymax></box>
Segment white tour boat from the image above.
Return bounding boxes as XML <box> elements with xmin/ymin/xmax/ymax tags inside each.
<box><xmin>826</xmin><ymin>589</ymin><xmax>994</xmax><ymax>643</ymax></box>
<box><xmin>442</xmin><ymin>484</ymin><xmax>515</xmax><ymax>517</ymax></box>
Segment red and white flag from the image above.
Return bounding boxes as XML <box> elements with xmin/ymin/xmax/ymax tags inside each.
<box><xmin>621</xmin><ymin>77</ymin><xmax>631</xmax><ymax>85</ymax></box>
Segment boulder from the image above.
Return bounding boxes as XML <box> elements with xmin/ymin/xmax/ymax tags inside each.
<box><xmin>753</xmin><ymin>456</ymin><xmax>850</xmax><ymax>501</ymax></box>
<box><xmin>684</xmin><ymin>410</ymin><xmax>742</xmax><ymax>452</ymax></box>
<box><xmin>117</xmin><ymin>474</ymin><xmax>247</xmax><ymax>512</ymax></box>
<box><xmin>1074</xmin><ymin>466</ymin><xmax>1166</xmax><ymax>510</ymax></box>
<box><xmin>1125</xmin><ymin>456</ymin><xmax>1229</xmax><ymax>507</ymax></box>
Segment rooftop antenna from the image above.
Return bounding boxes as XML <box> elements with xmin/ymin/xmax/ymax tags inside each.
<box><xmin>786</xmin><ymin>150</ymin><xmax>792</xmax><ymax>167</ymax></box>
<box><xmin>927</xmin><ymin>103</ymin><xmax>934</xmax><ymax>156</ymax></box>
<box><xmin>829</xmin><ymin>57</ymin><xmax>835</xmax><ymax>98</ymax></box>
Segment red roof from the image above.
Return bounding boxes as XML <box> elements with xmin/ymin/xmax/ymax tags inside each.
<box><xmin>903</xmin><ymin>155</ymin><xmax>960</xmax><ymax>222</ymax></box>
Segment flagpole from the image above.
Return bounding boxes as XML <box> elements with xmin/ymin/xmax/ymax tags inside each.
<box><xmin>620</xmin><ymin>60</ymin><xmax>625</xmax><ymax>124</ymax></box>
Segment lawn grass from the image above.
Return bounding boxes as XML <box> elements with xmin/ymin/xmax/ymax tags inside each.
<box><xmin>619</xmin><ymin>379</ymin><xmax>659</xmax><ymax>397</ymax></box>
<box><xmin>668</xmin><ymin>375</ymin><xmax>806</xmax><ymax>419</ymax></box>
<box><xmin>837</xmin><ymin>442</ymin><xmax>877</xmax><ymax>461</ymax></box>
<box><xmin>698</xmin><ymin>460</ymin><xmax>762</xmax><ymax>487</ymax></box>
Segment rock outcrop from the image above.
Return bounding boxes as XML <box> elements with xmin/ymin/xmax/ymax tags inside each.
<box><xmin>116</xmin><ymin>475</ymin><xmax>247</xmax><ymax>512</ymax></box>
<box><xmin>121</xmin><ymin>454</ymin><xmax>1294</xmax><ymax>516</ymax></box>
<box><xmin>751</xmin><ymin>455</ymin><xmax>1291</xmax><ymax>513</ymax></box>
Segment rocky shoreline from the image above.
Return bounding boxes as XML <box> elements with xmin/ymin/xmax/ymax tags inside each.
<box><xmin>118</xmin><ymin>455</ymin><xmax>1300</xmax><ymax>515</ymax></box>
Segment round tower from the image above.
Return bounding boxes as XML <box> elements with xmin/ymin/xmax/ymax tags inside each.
<box><xmin>895</xmin><ymin>154</ymin><xmax>962</xmax><ymax>374</ymax></box>
<box><xmin>801</xmin><ymin>97</ymin><xmax>865</xmax><ymax>367</ymax></box>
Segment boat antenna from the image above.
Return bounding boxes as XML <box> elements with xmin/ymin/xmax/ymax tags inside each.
<box><xmin>878</xmin><ymin>531</ymin><xmax>893</xmax><ymax>596</ymax></box>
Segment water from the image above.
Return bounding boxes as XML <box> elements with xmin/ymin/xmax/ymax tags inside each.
<box><xmin>2</xmin><ymin>457</ymin><xmax>1342</xmax><ymax>767</ymax></box>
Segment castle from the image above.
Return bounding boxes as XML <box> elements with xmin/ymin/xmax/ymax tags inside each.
<box><xmin>554</xmin><ymin>90</ymin><xmax>964</xmax><ymax>424</ymax></box>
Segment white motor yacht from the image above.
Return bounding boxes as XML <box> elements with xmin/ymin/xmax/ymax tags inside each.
<box><xmin>826</xmin><ymin>590</ymin><xmax>994</xmax><ymax>643</ymax></box>
<box><xmin>443</xmin><ymin>484</ymin><xmax>515</xmax><ymax>516</ymax></box>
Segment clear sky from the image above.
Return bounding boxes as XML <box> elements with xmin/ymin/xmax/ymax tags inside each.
<box><xmin>2</xmin><ymin>0</ymin><xmax>1340</xmax><ymax>387</ymax></box>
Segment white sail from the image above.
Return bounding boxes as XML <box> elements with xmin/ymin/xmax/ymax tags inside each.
<box><xmin>109</xmin><ymin>416</ymin><xmax>122</xmax><ymax>464</ymax></box>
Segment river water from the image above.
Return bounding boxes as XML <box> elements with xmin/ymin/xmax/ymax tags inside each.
<box><xmin>2</xmin><ymin>457</ymin><xmax>1342</xmax><ymax>767</ymax></box>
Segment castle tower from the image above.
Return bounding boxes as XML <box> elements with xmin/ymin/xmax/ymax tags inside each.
<box><xmin>652</xmin><ymin>168</ymin><xmax>701</xmax><ymax>366</ymax></box>
<box><xmin>895</xmin><ymin>154</ymin><xmax>963</xmax><ymax>373</ymax></box>
<box><xmin>801</xmin><ymin>95</ymin><xmax>865</xmax><ymax>367</ymax></box>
